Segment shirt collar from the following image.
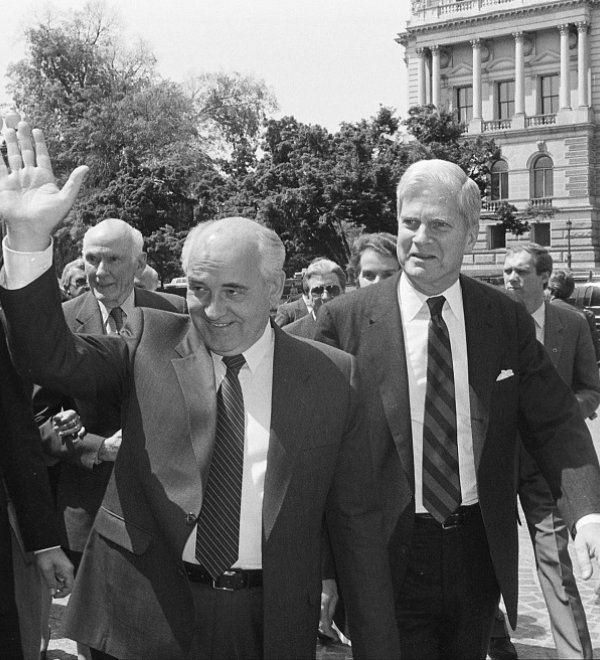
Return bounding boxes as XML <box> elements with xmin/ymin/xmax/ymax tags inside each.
<box><xmin>531</xmin><ymin>301</ymin><xmax>546</xmax><ymax>330</ymax></box>
<box><xmin>97</xmin><ymin>288</ymin><xmax>136</xmax><ymax>325</ymax></box>
<box><xmin>399</xmin><ymin>273</ymin><xmax>463</xmax><ymax>322</ymax></box>
<box><xmin>211</xmin><ymin>322</ymin><xmax>274</xmax><ymax>375</ymax></box>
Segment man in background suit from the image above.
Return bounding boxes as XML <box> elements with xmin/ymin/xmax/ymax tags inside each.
<box><xmin>274</xmin><ymin>292</ymin><xmax>309</xmax><ymax>326</ymax></box>
<box><xmin>315</xmin><ymin>158</ymin><xmax>600</xmax><ymax>660</ymax></box>
<box><xmin>0</xmin><ymin>321</ymin><xmax>73</xmax><ymax>659</ymax></box>
<box><xmin>488</xmin><ymin>244</ymin><xmax>600</xmax><ymax>659</ymax></box>
<box><xmin>0</xmin><ymin>120</ymin><xmax>399</xmax><ymax>660</ymax></box>
<box><xmin>34</xmin><ymin>219</ymin><xmax>186</xmax><ymax>660</ymax></box>
<box><xmin>284</xmin><ymin>258</ymin><xmax>345</xmax><ymax>339</ymax></box>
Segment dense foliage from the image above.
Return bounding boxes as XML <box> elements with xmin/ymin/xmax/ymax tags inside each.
<box><xmin>5</xmin><ymin>3</ymin><xmax>501</xmax><ymax>277</ymax></box>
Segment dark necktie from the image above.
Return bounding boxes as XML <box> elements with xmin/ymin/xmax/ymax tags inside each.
<box><xmin>422</xmin><ymin>296</ymin><xmax>461</xmax><ymax>523</ymax></box>
<box><xmin>195</xmin><ymin>354</ymin><xmax>246</xmax><ymax>579</ymax></box>
<box><xmin>109</xmin><ymin>306</ymin><xmax>124</xmax><ymax>333</ymax></box>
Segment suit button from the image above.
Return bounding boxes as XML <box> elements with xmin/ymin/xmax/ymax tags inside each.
<box><xmin>185</xmin><ymin>512</ymin><xmax>197</xmax><ymax>525</ymax></box>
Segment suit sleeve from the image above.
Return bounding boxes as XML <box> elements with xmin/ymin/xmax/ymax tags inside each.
<box><xmin>313</xmin><ymin>304</ymin><xmax>341</xmax><ymax>349</ymax></box>
<box><xmin>0</xmin><ymin>268</ymin><xmax>128</xmax><ymax>408</ymax></box>
<box><xmin>570</xmin><ymin>314</ymin><xmax>600</xmax><ymax>419</ymax></box>
<box><xmin>325</xmin><ymin>355</ymin><xmax>400</xmax><ymax>659</ymax></box>
<box><xmin>0</xmin><ymin>326</ymin><xmax>61</xmax><ymax>551</ymax></box>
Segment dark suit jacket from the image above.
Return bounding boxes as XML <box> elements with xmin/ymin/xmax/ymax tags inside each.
<box><xmin>315</xmin><ymin>272</ymin><xmax>600</xmax><ymax>627</ymax></box>
<box><xmin>283</xmin><ymin>312</ymin><xmax>316</xmax><ymax>339</ymax></box>
<box><xmin>34</xmin><ymin>287</ymin><xmax>187</xmax><ymax>551</ymax></box>
<box><xmin>0</xmin><ymin>322</ymin><xmax>61</xmax><ymax>657</ymax></box>
<box><xmin>274</xmin><ymin>296</ymin><xmax>308</xmax><ymax>327</ymax></box>
<box><xmin>1</xmin><ymin>269</ymin><xmax>399</xmax><ymax>660</ymax></box>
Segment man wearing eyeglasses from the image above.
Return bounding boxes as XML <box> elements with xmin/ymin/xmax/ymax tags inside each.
<box><xmin>284</xmin><ymin>258</ymin><xmax>346</xmax><ymax>339</ymax></box>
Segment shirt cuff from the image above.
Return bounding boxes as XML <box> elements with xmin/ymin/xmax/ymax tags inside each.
<box><xmin>1</xmin><ymin>237</ymin><xmax>54</xmax><ymax>289</ymax></box>
<box><xmin>576</xmin><ymin>514</ymin><xmax>600</xmax><ymax>530</ymax></box>
<box><xmin>33</xmin><ymin>546</ymin><xmax>62</xmax><ymax>555</ymax></box>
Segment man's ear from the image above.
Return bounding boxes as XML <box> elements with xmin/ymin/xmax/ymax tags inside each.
<box><xmin>134</xmin><ymin>252</ymin><xmax>148</xmax><ymax>277</ymax></box>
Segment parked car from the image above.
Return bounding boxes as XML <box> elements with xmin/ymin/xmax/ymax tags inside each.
<box><xmin>571</xmin><ymin>284</ymin><xmax>600</xmax><ymax>331</ymax></box>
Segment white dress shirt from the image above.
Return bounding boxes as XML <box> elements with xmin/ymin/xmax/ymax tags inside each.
<box><xmin>183</xmin><ymin>323</ymin><xmax>274</xmax><ymax>569</ymax></box>
<box><xmin>399</xmin><ymin>274</ymin><xmax>477</xmax><ymax>512</ymax></box>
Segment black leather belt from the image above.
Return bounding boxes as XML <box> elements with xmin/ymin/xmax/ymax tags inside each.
<box><xmin>414</xmin><ymin>503</ymin><xmax>480</xmax><ymax>530</ymax></box>
<box><xmin>183</xmin><ymin>563</ymin><xmax>263</xmax><ymax>590</ymax></box>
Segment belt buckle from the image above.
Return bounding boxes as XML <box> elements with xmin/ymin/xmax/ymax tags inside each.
<box><xmin>441</xmin><ymin>514</ymin><xmax>461</xmax><ymax>530</ymax></box>
<box><xmin>213</xmin><ymin>570</ymin><xmax>245</xmax><ymax>591</ymax></box>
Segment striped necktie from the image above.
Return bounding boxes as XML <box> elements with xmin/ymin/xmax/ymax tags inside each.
<box><xmin>195</xmin><ymin>354</ymin><xmax>246</xmax><ymax>579</ymax></box>
<box><xmin>422</xmin><ymin>296</ymin><xmax>461</xmax><ymax>523</ymax></box>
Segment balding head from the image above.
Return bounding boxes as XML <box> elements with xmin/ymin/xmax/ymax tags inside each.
<box><xmin>82</xmin><ymin>218</ymin><xmax>147</xmax><ymax>308</ymax></box>
<box><xmin>182</xmin><ymin>217</ymin><xmax>286</xmax><ymax>355</ymax></box>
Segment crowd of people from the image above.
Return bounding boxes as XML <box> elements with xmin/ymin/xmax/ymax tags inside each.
<box><xmin>1</xmin><ymin>117</ymin><xmax>600</xmax><ymax>660</ymax></box>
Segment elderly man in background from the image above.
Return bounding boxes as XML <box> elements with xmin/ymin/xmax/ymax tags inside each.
<box><xmin>0</xmin><ymin>119</ymin><xmax>399</xmax><ymax>660</ymax></box>
<box><xmin>134</xmin><ymin>263</ymin><xmax>160</xmax><ymax>291</ymax></box>
<box><xmin>315</xmin><ymin>158</ymin><xmax>600</xmax><ymax>660</ymax></box>
<box><xmin>347</xmin><ymin>232</ymin><xmax>400</xmax><ymax>288</ymax></box>
<box><xmin>60</xmin><ymin>258</ymin><xmax>89</xmax><ymax>300</ymax></box>
<box><xmin>34</xmin><ymin>218</ymin><xmax>187</xmax><ymax>660</ymax></box>
<box><xmin>283</xmin><ymin>258</ymin><xmax>346</xmax><ymax>339</ymax></box>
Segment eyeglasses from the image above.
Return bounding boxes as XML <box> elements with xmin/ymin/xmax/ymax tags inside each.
<box><xmin>309</xmin><ymin>285</ymin><xmax>341</xmax><ymax>298</ymax></box>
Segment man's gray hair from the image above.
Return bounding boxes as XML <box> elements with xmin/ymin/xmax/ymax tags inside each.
<box><xmin>397</xmin><ymin>159</ymin><xmax>481</xmax><ymax>237</ymax></box>
<box><xmin>181</xmin><ymin>217</ymin><xmax>285</xmax><ymax>282</ymax></box>
<box><xmin>83</xmin><ymin>218</ymin><xmax>144</xmax><ymax>259</ymax></box>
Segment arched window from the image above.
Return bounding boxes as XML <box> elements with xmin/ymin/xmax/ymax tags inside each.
<box><xmin>532</xmin><ymin>155</ymin><xmax>553</xmax><ymax>199</ymax></box>
<box><xmin>490</xmin><ymin>160</ymin><xmax>509</xmax><ymax>200</ymax></box>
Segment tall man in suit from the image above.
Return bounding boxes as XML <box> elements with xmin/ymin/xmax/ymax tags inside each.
<box><xmin>315</xmin><ymin>158</ymin><xmax>600</xmax><ymax>660</ymax></box>
<box><xmin>0</xmin><ymin>322</ymin><xmax>74</xmax><ymax>659</ymax></box>
<box><xmin>0</xmin><ymin>120</ymin><xmax>399</xmax><ymax>660</ymax></box>
<box><xmin>489</xmin><ymin>243</ymin><xmax>600</xmax><ymax>659</ymax></box>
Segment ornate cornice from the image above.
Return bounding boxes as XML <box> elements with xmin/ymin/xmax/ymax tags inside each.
<box><xmin>396</xmin><ymin>0</ymin><xmax>597</xmax><ymax>42</ymax></box>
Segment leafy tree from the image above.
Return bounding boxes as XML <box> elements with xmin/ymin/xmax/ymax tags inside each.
<box><xmin>144</xmin><ymin>224</ymin><xmax>188</xmax><ymax>287</ymax></box>
<box><xmin>494</xmin><ymin>201</ymin><xmax>529</xmax><ymax>236</ymax></box>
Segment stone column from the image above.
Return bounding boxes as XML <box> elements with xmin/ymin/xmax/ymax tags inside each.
<box><xmin>577</xmin><ymin>21</ymin><xmax>589</xmax><ymax>107</ymax></box>
<box><xmin>431</xmin><ymin>45</ymin><xmax>441</xmax><ymax>107</ymax></box>
<box><xmin>558</xmin><ymin>24</ymin><xmax>571</xmax><ymax>109</ymax></box>
<box><xmin>416</xmin><ymin>48</ymin><xmax>427</xmax><ymax>106</ymax></box>
<box><xmin>513</xmin><ymin>32</ymin><xmax>525</xmax><ymax>115</ymax></box>
<box><xmin>471</xmin><ymin>39</ymin><xmax>482</xmax><ymax>119</ymax></box>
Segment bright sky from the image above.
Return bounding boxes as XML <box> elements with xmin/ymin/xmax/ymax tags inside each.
<box><xmin>0</xmin><ymin>0</ymin><xmax>412</xmax><ymax>132</ymax></box>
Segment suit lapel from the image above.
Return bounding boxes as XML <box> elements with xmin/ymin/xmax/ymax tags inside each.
<box><xmin>72</xmin><ymin>292</ymin><xmax>105</xmax><ymax>333</ymax></box>
<box><xmin>171</xmin><ymin>329</ymin><xmax>217</xmax><ymax>489</ymax></box>
<box><xmin>461</xmin><ymin>276</ymin><xmax>498</xmax><ymax>471</ymax></box>
<box><xmin>363</xmin><ymin>276</ymin><xmax>415</xmax><ymax>490</ymax></box>
<box><xmin>263</xmin><ymin>327</ymin><xmax>310</xmax><ymax>541</ymax></box>
<box><xmin>543</xmin><ymin>302</ymin><xmax>563</xmax><ymax>368</ymax></box>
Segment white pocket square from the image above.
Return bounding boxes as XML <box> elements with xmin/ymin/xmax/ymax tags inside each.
<box><xmin>496</xmin><ymin>369</ymin><xmax>514</xmax><ymax>382</ymax></box>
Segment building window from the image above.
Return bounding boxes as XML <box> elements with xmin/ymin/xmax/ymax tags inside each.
<box><xmin>532</xmin><ymin>155</ymin><xmax>553</xmax><ymax>199</ymax></box>
<box><xmin>540</xmin><ymin>75</ymin><xmax>559</xmax><ymax>115</ymax></box>
<box><xmin>456</xmin><ymin>86</ymin><xmax>473</xmax><ymax>123</ymax></box>
<box><xmin>497</xmin><ymin>81</ymin><xmax>515</xmax><ymax>119</ymax></box>
<box><xmin>530</xmin><ymin>222</ymin><xmax>551</xmax><ymax>246</ymax></box>
<box><xmin>488</xmin><ymin>224</ymin><xmax>506</xmax><ymax>249</ymax></box>
<box><xmin>490</xmin><ymin>160</ymin><xmax>509</xmax><ymax>200</ymax></box>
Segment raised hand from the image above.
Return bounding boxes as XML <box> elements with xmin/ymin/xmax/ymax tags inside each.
<box><xmin>0</xmin><ymin>119</ymin><xmax>88</xmax><ymax>251</ymax></box>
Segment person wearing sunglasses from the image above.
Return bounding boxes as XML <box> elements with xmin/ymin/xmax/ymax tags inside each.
<box><xmin>284</xmin><ymin>258</ymin><xmax>346</xmax><ymax>339</ymax></box>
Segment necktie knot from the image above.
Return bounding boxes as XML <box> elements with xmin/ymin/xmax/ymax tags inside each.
<box><xmin>426</xmin><ymin>295</ymin><xmax>446</xmax><ymax>320</ymax></box>
<box><xmin>222</xmin><ymin>354</ymin><xmax>245</xmax><ymax>375</ymax></box>
<box><xmin>109</xmin><ymin>306</ymin><xmax>124</xmax><ymax>332</ymax></box>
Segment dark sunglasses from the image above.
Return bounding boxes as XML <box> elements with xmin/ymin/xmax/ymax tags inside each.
<box><xmin>309</xmin><ymin>285</ymin><xmax>341</xmax><ymax>297</ymax></box>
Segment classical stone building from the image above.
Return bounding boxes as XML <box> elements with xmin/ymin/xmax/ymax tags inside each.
<box><xmin>397</xmin><ymin>0</ymin><xmax>600</xmax><ymax>279</ymax></box>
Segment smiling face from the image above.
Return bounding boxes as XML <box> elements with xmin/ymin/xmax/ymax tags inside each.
<box><xmin>185</xmin><ymin>228</ymin><xmax>284</xmax><ymax>356</ymax></box>
<box><xmin>83</xmin><ymin>221</ymin><xmax>146</xmax><ymax>308</ymax></box>
<box><xmin>397</xmin><ymin>188</ymin><xmax>477</xmax><ymax>296</ymax></box>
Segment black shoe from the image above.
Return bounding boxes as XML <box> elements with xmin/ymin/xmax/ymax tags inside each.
<box><xmin>488</xmin><ymin>635</ymin><xmax>517</xmax><ymax>660</ymax></box>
